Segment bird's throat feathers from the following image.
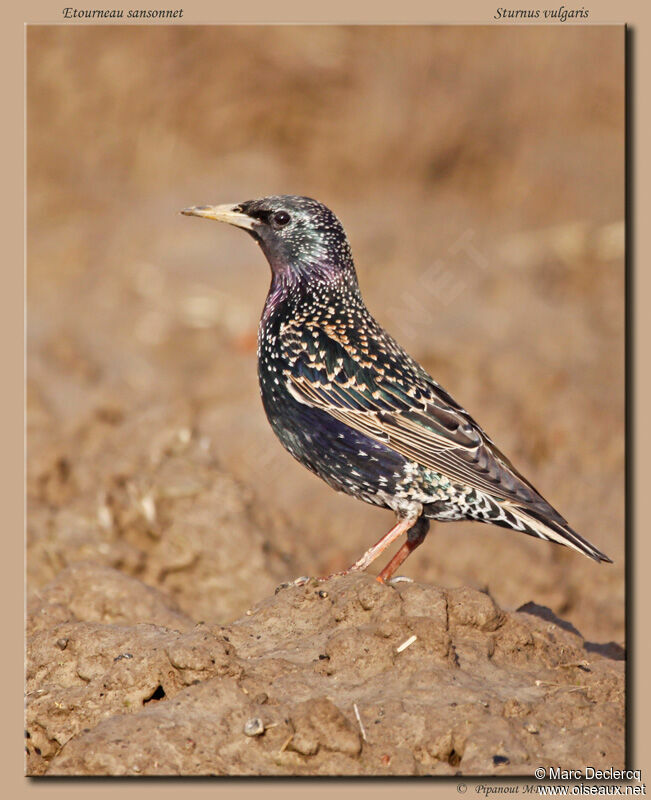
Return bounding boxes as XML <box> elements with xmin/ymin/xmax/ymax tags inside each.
<box><xmin>257</xmin><ymin>233</ymin><xmax>359</xmax><ymax>315</ymax></box>
<box><xmin>262</xmin><ymin>258</ymin><xmax>360</xmax><ymax>321</ymax></box>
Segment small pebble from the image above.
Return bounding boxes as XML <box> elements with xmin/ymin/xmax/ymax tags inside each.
<box><xmin>318</xmin><ymin>590</ymin><xmax>329</xmax><ymax>598</ymax></box>
<box><xmin>244</xmin><ymin>717</ymin><xmax>265</xmax><ymax>737</ymax></box>
<box><xmin>55</xmin><ymin>638</ymin><xmax>68</xmax><ymax>650</ymax></box>
<box><xmin>140</xmin><ymin>494</ymin><xmax>156</xmax><ymax>523</ymax></box>
<box><xmin>493</xmin><ymin>754</ymin><xmax>510</xmax><ymax>766</ymax></box>
<box><xmin>254</xmin><ymin>693</ymin><xmax>269</xmax><ymax>705</ymax></box>
<box><xmin>525</xmin><ymin>723</ymin><xmax>539</xmax><ymax>734</ymax></box>
<box><xmin>177</xmin><ymin>427</ymin><xmax>192</xmax><ymax>444</ymax></box>
<box><xmin>113</xmin><ymin>653</ymin><xmax>133</xmax><ymax>662</ymax></box>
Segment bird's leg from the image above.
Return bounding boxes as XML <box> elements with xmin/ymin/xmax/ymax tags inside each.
<box><xmin>345</xmin><ymin>515</ymin><xmax>419</xmax><ymax>574</ymax></box>
<box><xmin>288</xmin><ymin>515</ymin><xmax>423</xmax><ymax>588</ymax></box>
<box><xmin>376</xmin><ymin>517</ymin><xmax>430</xmax><ymax>584</ymax></box>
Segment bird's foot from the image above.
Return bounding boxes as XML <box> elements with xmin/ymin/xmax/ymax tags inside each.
<box><xmin>276</xmin><ymin>569</ymin><xmax>358</xmax><ymax>592</ymax></box>
<box><xmin>275</xmin><ymin>575</ymin><xmax>311</xmax><ymax>593</ymax></box>
<box><xmin>291</xmin><ymin>575</ymin><xmax>312</xmax><ymax>587</ymax></box>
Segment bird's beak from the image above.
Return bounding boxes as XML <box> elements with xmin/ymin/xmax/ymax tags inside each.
<box><xmin>180</xmin><ymin>203</ymin><xmax>255</xmax><ymax>231</ymax></box>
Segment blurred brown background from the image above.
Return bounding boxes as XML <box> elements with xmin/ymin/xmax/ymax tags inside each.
<box><xmin>27</xmin><ymin>26</ymin><xmax>624</xmax><ymax>644</ymax></box>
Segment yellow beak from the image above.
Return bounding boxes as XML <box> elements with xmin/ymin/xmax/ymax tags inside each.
<box><xmin>180</xmin><ymin>203</ymin><xmax>255</xmax><ymax>231</ymax></box>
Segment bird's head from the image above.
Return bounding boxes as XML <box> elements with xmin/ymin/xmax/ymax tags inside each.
<box><xmin>181</xmin><ymin>195</ymin><xmax>357</xmax><ymax>289</ymax></box>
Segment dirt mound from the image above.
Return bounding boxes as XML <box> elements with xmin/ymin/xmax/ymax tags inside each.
<box><xmin>26</xmin><ymin>566</ymin><xmax>624</xmax><ymax>776</ymax></box>
<box><xmin>27</xmin><ymin>400</ymin><xmax>304</xmax><ymax>625</ymax></box>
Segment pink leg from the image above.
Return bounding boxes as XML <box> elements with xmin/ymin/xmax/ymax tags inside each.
<box><xmin>376</xmin><ymin>521</ymin><xmax>429</xmax><ymax>583</ymax></box>
<box><xmin>346</xmin><ymin>516</ymin><xmax>417</xmax><ymax>573</ymax></box>
<box><xmin>289</xmin><ymin>516</ymin><xmax>424</xmax><ymax>587</ymax></box>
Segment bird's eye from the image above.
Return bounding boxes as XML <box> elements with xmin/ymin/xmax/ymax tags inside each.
<box><xmin>273</xmin><ymin>210</ymin><xmax>291</xmax><ymax>227</ymax></box>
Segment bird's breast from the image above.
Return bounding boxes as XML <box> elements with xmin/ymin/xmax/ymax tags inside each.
<box><xmin>256</xmin><ymin>321</ymin><xmax>412</xmax><ymax>506</ymax></box>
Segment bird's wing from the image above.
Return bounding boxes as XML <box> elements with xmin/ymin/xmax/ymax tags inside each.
<box><xmin>282</xmin><ymin>322</ymin><xmax>556</xmax><ymax>514</ymax></box>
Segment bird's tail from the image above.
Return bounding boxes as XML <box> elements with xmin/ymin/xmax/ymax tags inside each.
<box><xmin>507</xmin><ymin>505</ymin><xmax>613</xmax><ymax>563</ymax></box>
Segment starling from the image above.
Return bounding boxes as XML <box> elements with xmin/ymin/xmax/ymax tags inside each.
<box><xmin>182</xmin><ymin>195</ymin><xmax>611</xmax><ymax>582</ymax></box>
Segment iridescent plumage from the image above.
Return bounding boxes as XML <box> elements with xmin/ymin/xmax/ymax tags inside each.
<box><xmin>182</xmin><ymin>195</ymin><xmax>611</xmax><ymax>581</ymax></box>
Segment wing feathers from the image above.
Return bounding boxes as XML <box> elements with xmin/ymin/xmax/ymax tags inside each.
<box><xmin>282</xmin><ymin>323</ymin><xmax>582</xmax><ymax>539</ymax></box>
<box><xmin>507</xmin><ymin>505</ymin><xmax>613</xmax><ymax>562</ymax></box>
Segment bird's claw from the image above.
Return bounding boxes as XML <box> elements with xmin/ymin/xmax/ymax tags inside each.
<box><xmin>277</xmin><ymin>571</ymin><xmax>358</xmax><ymax>592</ymax></box>
<box><xmin>275</xmin><ymin>576</ymin><xmax>312</xmax><ymax>593</ymax></box>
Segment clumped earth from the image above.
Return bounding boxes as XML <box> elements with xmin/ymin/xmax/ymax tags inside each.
<box><xmin>26</xmin><ymin>26</ymin><xmax>625</xmax><ymax>776</ymax></box>
<box><xmin>25</xmin><ymin>401</ymin><xmax>625</xmax><ymax>776</ymax></box>
<box><xmin>26</xmin><ymin>566</ymin><xmax>623</xmax><ymax>776</ymax></box>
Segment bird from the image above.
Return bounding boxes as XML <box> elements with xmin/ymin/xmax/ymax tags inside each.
<box><xmin>181</xmin><ymin>195</ymin><xmax>611</xmax><ymax>583</ymax></box>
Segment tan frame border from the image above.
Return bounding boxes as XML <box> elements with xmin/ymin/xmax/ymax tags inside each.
<box><xmin>7</xmin><ymin>1</ymin><xmax>648</xmax><ymax>797</ymax></box>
